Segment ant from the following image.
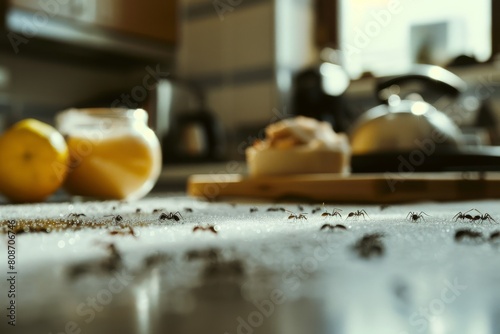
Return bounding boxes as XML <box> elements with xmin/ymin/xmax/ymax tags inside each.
<box><xmin>453</xmin><ymin>209</ymin><xmax>480</xmax><ymax>222</ymax></box>
<box><xmin>109</xmin><ymin>226</ymin><xmax>136</xmax><ymax>238</ymax></box>
<box><xmin>490</xmin><ymin>231</ymin><xmax>500</xmax><ymax>242</ymax></box>
<box><xmin>250</xmin><ymin>207</ymin><xmax>258</xmax><ymax>213</ymax></box>
<box><xmin>267</xmin><ymin>207</ymin><xmax>286</xmax><ymax>212</ymax></box>
<box><xmin>406</xmin><ymin>211</ymin><xmax>429</xmax><ymax>223</ymax></box>
<box><xmin>320</xmin><ymin>224</ymin><xmax>347</xmax><ymax>231</ymax></box>
<box><xmin>454</xmin><ymin>229</ymin><xmax>484</xmax><ymax>243</ymax></box>
<box><xmin>184</xmin><ymin>208</ymin><xmax>193</xmax><ymax>213</ymax></box>
<box><xmin>193</xmin><ymin>225</ymin><xmax>218</xmax><ymax>234</ymax></box>
<box><xmin>453</xmin><ymin>209</ymin><xmax>496</xmax><ymax>223</ymax></box>
<box><xmin>379</xmin><ymin>204</ymin><xmax>390</xmax><ymax>211</ymax></box>
<box><xmin>321</xmin><ymin>208</ymin><xmax>342</xmax><ymax>219</ymax></box>
<box><xmin>469</xmin><ymin>213</ymin><xmax>496</xmax><ymax>224</ymax></box>
<box><xmin>286</xmin><ymin>211</ymin><xmax>307</xmax><ymax>220</ymax></box>
<box><xmin>312</xmin><ymin>207</ymin><xmax>322</xmax><ymax>214</ymax></box>
<box><xmin>346</xmin><ymin>210</ymin><xmax>369</xmax><ymax>220</ymax></box>
<box><xmin>135</xmin><ymin>208</ymin><xmax>142</xmax><ymax>214</ymax></box>
<box><xmin>105</xmin><ymin>215</ymin><xmax>123</xmax><ymax>224</ymax></box>
<box><xmin>353</xmin><ymin>233</ymin><xmax>384</xmax><ymax>259</ymax></box>
<box><xmin>159</xmin><ymin>212</ymin><xmax>182</xmax><ymax>222</ymax></box>
<box><xmin>67</xmin><ymin>213</ymin><xmax>86</xmax><ymax>218</ymax></box>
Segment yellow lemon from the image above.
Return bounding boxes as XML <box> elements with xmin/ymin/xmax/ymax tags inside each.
<box><xmin>0</xmin><ymin>119</ymin><xmax>69</xmax><ymax>202</ymax></box>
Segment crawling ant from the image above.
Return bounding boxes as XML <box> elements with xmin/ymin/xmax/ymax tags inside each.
<box><xmin>453</xmin><ymin>209</ymin><xmax>480</xmax><ymax>222</ymax></box>
<box><xmin>67</xmin><ymin>213</ymin><xmax>86</xmax><ymax>218</ymax></box>
<box><xmin>105</xmin><ymin>215</ymin><xmax>123</xmax><ymax>224</ymax></box>
<box><xmin>312</xmin><ymin>207</ymin><xmax>322</xmax><ymax>214</ymax></box>
<box><xmin>159</xmin><ymin>212</ymin><xmax>182</xmax><ymax>222</ymax></box>
<box><xmin>406</xmin><ymin>211</ymin><xmax>429</xmax><ymax>223</ymax></box>
<box><xmin>353</xmin><ymin>233</ymin><xmax>384</xmax><ymax>259</ymax></box>
<box><xmin>320</xmin><ymin>224</ymin><xmax>347</xmax><ymax>231</ymax></box>
<box><xmin>321</xmin><ymin>208</ymin><xmax>342</xmax><ymax>219</ymax></box>
<box><xmin>469</xmin><ymin>213</ymin><xmax>496</xmax><ymax>224</ymax></box>
<box><xmin>267</xmin><ymin>207</ymin><xmax>286</xmax><ymax>212</ymax></box>
<box><xmin>453</xmin><ymin>209</ymin><xmax>496</xmax><ymax>223</ymax></box>
<box><xmin>346</xmin><ymin>210</ymin><xmax>369</xmax><ymax>220</ymax></box>
<box><xmin>454</xmin><ymin>229</ymin><xmax>484</xmax><ymax>243</ymax></box>
<box><xmin>286</xmin><ymin>210</ymin><xmax>307</xmax><ymax>220</ymax></box>
<box><xmin>250</xmin><ymin>207</ymin><xmax>258</xmax><ymax>213</ymax></box>
<box><xmin>490</xmin><ymin>231</ymin><xmax>500</xmax><ymax>242</ymax></box>
<box><xmin>109</xmin><ymin>226</ymin><xmax>136</xmax><ymax>238</ymax></box>
<box><xmin>184</xmin><ymin>208</ymin><xmax>193</xmax><ymax>213</ymax></box>
<box><xmin>193</xmin><ymin>225</ymin><xmax>218</xmax><ymax>234</ymax></box>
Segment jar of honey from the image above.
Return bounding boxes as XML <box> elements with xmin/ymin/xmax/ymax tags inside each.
<box><xmin>56</xmin><ymin>108</ymin><xmax>162</xmax><ymax>200</ymax></box>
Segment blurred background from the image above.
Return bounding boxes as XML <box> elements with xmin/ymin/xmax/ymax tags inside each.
<box><xmin>1</xmin><ymin>0</ymin><xmax>500</xmax><ymax>188</ymax></box>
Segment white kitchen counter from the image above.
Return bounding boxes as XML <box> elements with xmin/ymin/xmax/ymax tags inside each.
<box><xmin>1</xmin><ymin>196</ymin><xmax>500</xmax><ymax>334</ymax></box>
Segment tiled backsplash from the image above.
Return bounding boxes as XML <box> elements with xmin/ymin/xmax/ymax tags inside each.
<box><xmin>178</xmin><ymin>0</ymin><xmax>318</xmax><ymax>132</ymax></box>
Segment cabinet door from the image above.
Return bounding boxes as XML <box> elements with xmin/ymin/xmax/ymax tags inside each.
<box><xmin>8</xmin><ymin>0</ymin><xmax>177</xmax><ymax>44</ymax></box>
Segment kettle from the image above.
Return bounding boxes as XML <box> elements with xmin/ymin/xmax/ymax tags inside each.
<box><xmin>349</xmin><ymin>98</ymin><xmax>464</xmax><ymax>154</ymax></box>
<box><xmin>349</xmin><ymin>65</ymin><xmax>466</xmax><ymax>155</ymax></box>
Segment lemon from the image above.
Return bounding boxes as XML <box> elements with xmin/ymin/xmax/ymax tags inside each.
<box><xmin>0</xmin><ymin>119</ymin><xmax>69</xmax><ymax>202</ymax></box>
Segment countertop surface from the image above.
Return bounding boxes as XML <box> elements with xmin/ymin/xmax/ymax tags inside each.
<box><xmin>1</xmin><ymin>195</ymin><xmax>500</xmax><ymax>334</ymax></box>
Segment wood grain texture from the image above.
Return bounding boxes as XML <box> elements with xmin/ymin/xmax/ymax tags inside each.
<box><xmin>188</xmin><ymin>172</ymin><xmax>500</xmax><ymax>203</ymax></box>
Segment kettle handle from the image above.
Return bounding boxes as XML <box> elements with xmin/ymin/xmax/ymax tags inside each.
<box><xmin>375</xmin><ymin>64</ymin><xmax>467</xmax><ymax>103</ymax></box>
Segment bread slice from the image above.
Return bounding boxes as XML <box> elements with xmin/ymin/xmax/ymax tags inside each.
<box><xmin>246</xmin><ymin>117</ymin><xmax>350</xmax><ymax>176</ymax></box>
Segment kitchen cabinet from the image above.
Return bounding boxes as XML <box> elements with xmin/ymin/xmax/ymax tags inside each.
<box><xmin>1</xmin><ymin>0</ymin><xmax>177</xmax><ymax>64</ymax></box>
<box><xmin>9</xmin><ymin>0</ymin><xmax>176</xmax><ymax>43</ymax></box>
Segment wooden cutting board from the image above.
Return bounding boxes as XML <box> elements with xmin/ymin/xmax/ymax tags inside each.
<box><xmin>187</xmin><ymin>172</ymin><xmax>500</xmax><ymax>203</ymax></box>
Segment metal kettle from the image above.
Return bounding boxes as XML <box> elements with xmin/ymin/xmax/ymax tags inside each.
<box><xmin>349</xmin><ymin>65</ymin><xmax>466</xmax><ymax>154</ymax></box>
<box><xmin>349</xmin><ymin>98</ymin><xmax>464</xmax><ymax>154</ymax></box>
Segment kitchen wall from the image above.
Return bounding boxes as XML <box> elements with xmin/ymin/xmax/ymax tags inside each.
<box><xmin>177</xmin><ymin>0</ymin><xmax>319</xmax><ymax>133</ymax></box>
<box><xmin>0</xmin><ymin>52</ymin><xmax>155</xmax><ymax>126</ymax></box>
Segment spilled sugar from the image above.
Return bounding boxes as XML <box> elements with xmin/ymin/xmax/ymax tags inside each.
<box><xmin>0</xmin><ymin>197</ymin><xmax>500</xmax><ymax>333</ymax></box>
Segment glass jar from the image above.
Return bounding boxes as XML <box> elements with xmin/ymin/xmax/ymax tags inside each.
<box><xmin>56</xmin><ymin>108</ymin><xmax>162</xmax><ymax>200</ymax></box>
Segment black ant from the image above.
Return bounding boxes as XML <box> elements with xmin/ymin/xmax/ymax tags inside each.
<box><xmin>346</xmin><ymin>210</ymin><xmax>369</xmax><ymax>220</ymax></box>
<box><xmin>67</xmin><ymin>213</ymin><xmax>86</xmax><ymax>218</ymax></box>
<box><xmin>135</xmin><ymin>208</ymin><xmax>142</xmax><ymax>213</ymax></box>
<box><xmin>353</xmin><ymin>233</ymin><xmax>384</xmax><ymax>259</ymax></box>
<box><xmin>105</xmin><ymin>215</ymin><xmax>123</xmax><ymax>224</ymax></box>
<box><xmin>312</xmin><ymin>207</ymin><xmax>322</xmax><ymax>214</ymax></box>
<box><xmin>159</xmin><ymin>212</ymin><xmax>182</xmax><ymax>222</ymax></box>
<box><xmin>406</xmin><ymin>211</ymin><xmax>429</xmax><ymax>223</ymax></box>
<box><xmin>490</xmin><ymin>231</ymin><xmax>500</xmax><ymax>242</ymax></box>
<box><xmin>453</xmin><ymin>209</ymin><xmax>480</xmax><ymax>221</ymax></box>
<box><xmin>320</xmin><ymin>224</ymin><xmax>347</xmax><ymax>231</ymax></box>
<box><xmin>453</xmin><ymin>209</ymin><xmax>496</xmax><ymax>223</ymax></box>
<box><xmin>321</xmin><ymin>208</ymin><xmax>342</xmax><ymax>219</ymax></box>
<box><xmin>193</xmin><ymin>225</ymin><xmax>218</xmax><ymax>234</ymax></box>
<box><xmin>267</xmin><ymin>207</ymin><xmax>286</xmax><ymax>212</ymax></box>
<box><xmin>286</xmin><ymin>211</ymin><xmax>307</xmax><ymax>220</ymax></box>
<box><xmin>109</xmin><ymin>226</ymin><xmax>136</xmax><ymax>238</ymax></box>
<box><xmin>250</xmin><ymin>207</ymin><xmax>258</xmax><ymax>213</ymax></box>
<box><xmin>469</xmin><ymin>213</ymin><xmax>496</xmax><ymax>224</ymax></box>
<box><xmin>454</xmin><ymin>229</ymin><xmax>484</xmax><ymax>243</ymax></box>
